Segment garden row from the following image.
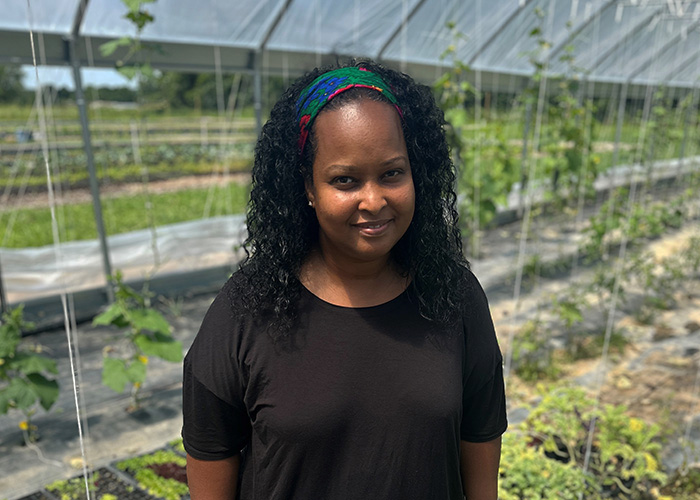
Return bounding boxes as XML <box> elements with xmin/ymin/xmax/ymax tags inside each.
<box><xmin>0</xmin><ymin>142</ymin><xmax>254</xmax><ymax>195</ymax></box>
<box><xmin>500</xmin><ymin>182</ymin><xmax>700</xmax><ymax>498</ymax></box>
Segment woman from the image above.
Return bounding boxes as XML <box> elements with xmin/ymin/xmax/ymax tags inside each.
<box><xmin>182</xmin><ymin>60</ymin><xmax>507</xmax><ymax>499</ymax></box>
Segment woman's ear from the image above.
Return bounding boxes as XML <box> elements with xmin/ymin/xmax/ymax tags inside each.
<box><xmin>305</xmin><ymin>181</ymin><xmax>316</xmax><ymax>207</ymax></box>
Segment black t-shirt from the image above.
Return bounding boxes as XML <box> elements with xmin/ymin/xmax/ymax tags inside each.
<box><xmin>182</xmin><ymin>270</ymin><xmax>507</xmax><ymax>499</ymax></box>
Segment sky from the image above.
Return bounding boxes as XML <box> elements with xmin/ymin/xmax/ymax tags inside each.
<box><xmin>21</xmin><ymin>65</ymin><xmax>136</xmax><ymax>90</ymax></box>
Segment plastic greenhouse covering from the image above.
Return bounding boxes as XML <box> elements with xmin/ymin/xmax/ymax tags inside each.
<box><xmin>1</xmin><ymin>0</ymin><xmax>699</xmax><ymax>88</ymax></box>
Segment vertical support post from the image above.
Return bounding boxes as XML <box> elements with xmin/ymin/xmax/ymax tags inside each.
<box><xmin>68</xmin><ymin>36</ymin><xmax>114</xmax><ymax>302</ymax></box>
<box><xmin>254</xmin><ymin>50</ymin><xmax>263</xmax><ymax>139</ymax></box>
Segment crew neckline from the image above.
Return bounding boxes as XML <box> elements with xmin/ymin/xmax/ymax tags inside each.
<box><xmin>300</xmin><ymin>283</ymin><xmax>410</xmax><ymax>317</ymax></box>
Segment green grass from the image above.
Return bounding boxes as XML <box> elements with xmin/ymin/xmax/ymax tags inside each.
<box><xmin>1</xmin><ymin>183</ymin><xmax>250</xmax><ymax>248</ymax></box>
<box><xmin>0</xmin><ymin>103</ymin><xmax>258</xmax><ymax>126</ymax></box>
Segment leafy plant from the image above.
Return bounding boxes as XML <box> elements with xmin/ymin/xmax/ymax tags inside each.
<box><xmin>512</xmin><ymin>319</ymin><xmax>561</xmax><ymax>382</ymax></box>
<box><xmin>499</xmin><ymin>432</ymin><xmax>597</xmax><ymax>499</ymax></box>
<box><xmin>100</xmin><ymin>0</ymin><xmax>159</xmax><ymax>82</ymax></box>
<box><xmin>94</xmin><ymin>272</ymin><xmax>182</xmax><ymax>410</ymax></box>
<box><xmin>525</xmin><ymin>386</ymin><xmax>668</xmax><ymax>499</ymax></box>
<box><xmin>117</xmin><ymin>449</ymin><xmax>188</xmax><ymax>500</ymax></box>
<box><xmin>581</xmin><ymin>188</ymin><xmax>687</xmax><ymax>262</ymax></box>
<box><xmin>0</xmin><ymin>305</ymin><xmax>59</xmax><ymax>443</ymax></box>
<box><xmin>434</xmin><ymin>25</ymin><xmax>520</xmax><ymax>249</ymax></box>
<box><xmin>46</xmin><ymin>473</ymin><xmax>98</xmax><ymax>500</ymax></box>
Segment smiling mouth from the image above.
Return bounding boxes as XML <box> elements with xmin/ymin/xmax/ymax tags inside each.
<box><xmin>353</xmin><ymin>220</ymin><xmax>392</xmax><ymax>234</ymax></box>
<box><xmin>355</xmin><ymin>219</ymin><xmax>391</xmax><ymax>228</ymax></box>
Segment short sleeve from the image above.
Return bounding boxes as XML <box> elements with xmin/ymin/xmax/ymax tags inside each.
<box><xmin>460</xmin><ymin>270</ymin><xmax>508</xmax><ymax>442</ymax></box>
<box><xmin>182</xmin><ymin>280</ymin><xmax>252</xmax><ymax>460</ymax></box>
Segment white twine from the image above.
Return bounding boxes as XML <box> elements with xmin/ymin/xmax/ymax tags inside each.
<box><xmin>26</xmin><ymin>0</ymin><xmax>92</xmax><ymax>497</ymax></box>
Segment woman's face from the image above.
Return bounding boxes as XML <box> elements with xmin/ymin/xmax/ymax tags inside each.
<box><xmin>306</xmin><ymin>98</ymin><xmax>415</xmax><ymax>267</ymax></box>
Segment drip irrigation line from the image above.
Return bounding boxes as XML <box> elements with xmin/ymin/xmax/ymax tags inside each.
<box><xmin>26</xmin><ymin>1</ymin><xmax>93</xmax><ymax>498</ymax></box>
<box><xmin>21</xmin><ymin>429</ymin><xmax>64</xmax><ymax>468</ymax></box>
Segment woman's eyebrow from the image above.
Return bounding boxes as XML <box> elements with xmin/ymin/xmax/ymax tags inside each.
<box><xmin>325</xmin><ymin>156</ymin><xmax>408</xmax><ymax>172</ymax></box>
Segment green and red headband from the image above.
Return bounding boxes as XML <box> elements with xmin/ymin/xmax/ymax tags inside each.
<box><xmin>295</xmin><ymin>66</ymin><xmax>403</xmax><ymax>153</ymax></box>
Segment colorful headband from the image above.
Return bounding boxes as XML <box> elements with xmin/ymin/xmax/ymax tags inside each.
<box><xmin>295</xmin><ymin>67</ymin><xmax>403</xmax><ymax>153</ymax></box>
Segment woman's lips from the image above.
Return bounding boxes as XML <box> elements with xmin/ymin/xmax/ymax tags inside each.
<box><xmin>353</xmin><ymin>219</ymin><xmax>392</xmax><ymax>236</ymax></box>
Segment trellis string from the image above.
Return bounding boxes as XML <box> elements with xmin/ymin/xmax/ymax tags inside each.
<box><xmin>26</xmin><ymin>0</ymin><xmax>92</xmax><ymax>497</ymax></box>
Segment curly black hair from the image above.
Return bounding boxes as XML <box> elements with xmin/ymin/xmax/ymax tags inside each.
<box><xmin>230</xmin><ymin>58</ymin><xmax>469</xmax><ymax>338</ymax></box>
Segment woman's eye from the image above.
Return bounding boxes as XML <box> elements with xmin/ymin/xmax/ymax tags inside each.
<box><xmin>332</xmin><ymin>176</ymin><xmax>355</xmax><ymax>185</ymax></box>
<box><xmin>383</xmin><ymin>169</ymin><xmax>402</xmax><ymax>179</ymax></box>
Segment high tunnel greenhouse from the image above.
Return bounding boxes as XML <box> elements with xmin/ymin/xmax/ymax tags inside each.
<box><xmin>1</xmin><ymin>0</ymin><xmax>700</xmax><ymax>498</ymax></box>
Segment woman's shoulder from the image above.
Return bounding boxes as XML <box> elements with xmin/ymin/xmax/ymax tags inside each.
<box><xmin>193</xmin><ymin>271</ymin><xmax>253</xmax><ymax>339</ymax></box>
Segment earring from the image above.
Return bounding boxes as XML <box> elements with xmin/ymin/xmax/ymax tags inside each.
<box><xmin>308</xmin><ymin>200</ymin><xmax>313</xmax><ymax>207</ymax></box>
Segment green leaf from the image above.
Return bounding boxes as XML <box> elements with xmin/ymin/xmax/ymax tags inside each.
<box><xmin>0</xmin><ymin>329</ymin><xmax>20</xmax><ymax>359</ymax></box>
<box><xmin>26</xmin><ymin>373</ymin><xmax>59</xmax><ymax>411</ymax></box>
<box><xmin>126</xmin><ymin>10</ymin><xmax>155</xmax><ymax>30</ymax></box>
<box><xmin>4</xmin><ymin>377</ymin><xmax>37</xmax><ymax>410</ymax></box>
<box><xmin>134</xmin><ymin>333</ymin><xmax>182</xmax><ymax>362</ymax></box>
<box><xmin>125</xmin><ymin>358</ymin><xmax>147</xmax><ymax>384</ymax></box>
<box><xmin>102</xmin><ymin>357</ymin><xmax>129</xmax><ymax>393</ymax></box>
<box><xmin>138</xmin><ymin>63</ymin><xmax>154</xmax><ymax>79</ymax></box>
<box><xmin>93</xmin><ymin>304</ymin><xmax>126</xmax><ymax>327</ymax></box>
<box><xmin>122</xmin><ymin>0</ymin><xmax>143</xmax><ymax>11</ymax></box>
<box><xmin>122</xmin><ymin>0</ymin><xmax>157</xmax><ymax>11</ymax></box>
<box><xmin>117</xmin><ymin>66</ymin><xmax>139</xmax><ymax>80</ymax></box>
<box><xmin>0</xmin><ymin>311</ymin><xmax>23</xmax><ymax>358</ymax></box>
<box><xmin>9</xmin><ymin>352</ymin><xmax>58</xmax><ymax>375</ymax></box>
<box><xmin>130</xmin><ymin>309</ymin><xmax>170</xmax><ymax>335</ymax></box>
<box><xmin>99</xmin><ymin>37</ymin><xmax>132</xmax><ymax>57</ymax></box>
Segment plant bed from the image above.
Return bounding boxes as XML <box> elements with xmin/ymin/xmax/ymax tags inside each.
<box><xmin>115</xmin><ymin>448</ymin><xmax>189</xmax><ymax>500</ymax></box>
<box><xmin>44</xmin><ymin>467</ymin><xmax>158</xmax><ymax>500</ymax></box>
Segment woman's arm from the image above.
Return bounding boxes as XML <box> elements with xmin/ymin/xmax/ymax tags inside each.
<box><xmin>187</xmin><ymin>453</ymin><xmax>240</xmax><ymax>499</ymax></box>
<box><xmin>460</xmin><ymin>437</ymin><xmax>502</xmax><ymax>500</ymax></box>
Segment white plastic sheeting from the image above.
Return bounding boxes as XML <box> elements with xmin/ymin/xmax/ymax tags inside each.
<box><xmin>1</xmin><ymin>215</ymin><xmax>246</xmax><ymax>303</ymax></box>
<box><xmin>2</xmin><ymin>0</ymin><xmax>700</xmax><ymax>87</ymax></box>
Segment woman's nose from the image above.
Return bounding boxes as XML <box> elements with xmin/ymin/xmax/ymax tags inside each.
<box><xmin>358</xmin><ymin>183</ymin><xmax>387</xmax><ymax>214</ymax></box>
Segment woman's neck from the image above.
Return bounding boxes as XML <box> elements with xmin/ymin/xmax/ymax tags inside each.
<box><xmin>299</xmin><ymin>248</ymin><xmax>409</xmax><ymax>308</ymax></box>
